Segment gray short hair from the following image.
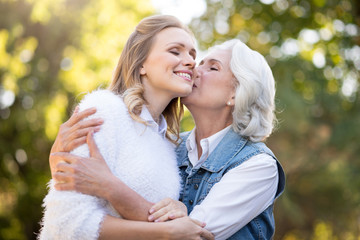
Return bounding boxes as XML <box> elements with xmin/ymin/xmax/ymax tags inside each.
<box><xmin>211</xmin><ymin>39</ymin><xmax>277</xmax><ymax>142</ymax></box>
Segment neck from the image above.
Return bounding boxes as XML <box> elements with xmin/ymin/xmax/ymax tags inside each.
<box><xmin>189</xmin><ymin>106</ymin><xmax>233</xmax><ymax>158</ymax></box>
<box><xmin>143</xmin><ymin>82</ymin><xmax>173</xmax><ymax>123</ymax></box>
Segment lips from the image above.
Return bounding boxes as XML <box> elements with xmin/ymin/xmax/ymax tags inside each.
<box><xmin>174</xmin><ymin>70</ymin><xmax>192</xmax><ymax>82</ymax></box>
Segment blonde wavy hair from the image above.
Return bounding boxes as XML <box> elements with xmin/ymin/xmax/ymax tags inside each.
<box><xmin>109</xmin><ymin>15</ymin><xmax>193</xmax><ymax>144</ymax></box>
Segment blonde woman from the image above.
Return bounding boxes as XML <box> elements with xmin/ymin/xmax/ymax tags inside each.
<box><xmin>39</xmin><ymin>15</ymin><xmax>213</xmax><ymax>240</ymax></box>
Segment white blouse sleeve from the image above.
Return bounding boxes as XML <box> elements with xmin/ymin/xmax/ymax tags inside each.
<box><xmin>38</xmin><ymin>90</ymin><xmax>121</xmax><ymax>240</ymax></box>
<box><xmin>189</xmin><ymin>153</ymin><xmax>279</xmax><ymax>240</ymax></box>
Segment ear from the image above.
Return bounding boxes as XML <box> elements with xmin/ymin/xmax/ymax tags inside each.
<box><xmin>140</xmin><ymin>65</ymin><xmax>146</xmax><ymax>75</ymax></box>
<box><xmin>226</xmin><ymin>94</ymin><xmax>236</xmax><ymax>106</ymax></box>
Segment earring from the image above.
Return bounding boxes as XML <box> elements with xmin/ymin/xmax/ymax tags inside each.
<box><xmin>227</xmin><ymin>101</ymin><xmax>231</xmax><ymax>106</ymax></box>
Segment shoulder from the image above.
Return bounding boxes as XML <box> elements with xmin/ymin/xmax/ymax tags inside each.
<box><xmin>80</xmin><ymin>89</ymin><xmax>122</xmax><ymax>106</ymax></box>
<box><xmin>78</xmin><ymin>89</ymin><xmax>126</xmax><ymax>113</ymax></box>
<box><xmin>246</xmin><ymin>141</ymin><xmax>276</xmax><ymax>159</ymax></box>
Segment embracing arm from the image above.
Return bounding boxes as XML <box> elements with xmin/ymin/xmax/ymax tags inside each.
<box><xmin>44</xmin><ymin>91</ymin><xmax>213</xmax><ymax>239</ymax></box>
<box><xmin>50</xmin><ymin>133</ymin><xmax>212</xmax><ymax>239</ymax></box>
<box><xmin>52</xmin><ymin>131</ymin><xmax>154</xmax><ymax>221</ymax></box>
<box><xmin>50</xmin><ymin>102</ymin><xmax>183</xmax><ymax>222</ymax></box>
<box><xmin>99</xmin><ymin>215</ymin><xmax>212</xmax><ymax>240</ymax></box>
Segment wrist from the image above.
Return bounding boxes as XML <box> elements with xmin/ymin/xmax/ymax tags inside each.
<box><xmin>156</xmin><ymin>222</ymin><xmax>172</xmax><ymax>240</ymax></box>
<box><xmin>101</xmin><ymin>174</ymin><xmax>120</xmax><ymax>201</ymax></box>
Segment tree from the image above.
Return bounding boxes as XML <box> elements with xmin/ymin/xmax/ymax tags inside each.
<box><xmin>0</xmin><ymin>0</ymin><xmax>153</xmax><ymax>239</ymax></box>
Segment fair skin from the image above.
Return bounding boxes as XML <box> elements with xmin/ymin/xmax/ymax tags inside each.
<box><xmin>182</xmin><ymin>48</ymin><xmax>235</xmax><ymax>156</ymax></box>
<box><xmin>50</xmin><ymin>26</ymin><xmax>214</xmax><ymax>240</ymax></box>
<box><xmin>51</xmin><ymin>48</ymin><xmax>237</xmax><ymax>225</ymax></box>
<box><xmin>140</xmin><ymin>27</ymin><xmax>196</xmax><ymax>120</ymax></box>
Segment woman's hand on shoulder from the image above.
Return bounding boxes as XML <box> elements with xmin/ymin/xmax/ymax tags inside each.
<box><xmin>49</xmin><ymin>107</ymin><xmax>103</xmax><ymax>174</ymax></box>
<box><xmin>148</xmin><ymin>198</ymin><xmax>188</xmax><ymax>222</ymax></box>
<box><xmin>51</xmin><ymin>131</ymin><xmax>115</xmax><ymax>199</ymax></box>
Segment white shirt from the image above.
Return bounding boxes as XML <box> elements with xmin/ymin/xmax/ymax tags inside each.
<box><xmin>187</xmin><ymin>127</ymin><xmax>279</xmax><ymax>240</ymax></box>
<box><xmin>136</xmin><ymin>105</ymin><xmax>167</xmax><ymax>139</ymax></box>
<box><xmin>186</xmin><ymin>126</ymin><xmax>232</xmax><ymax>168</ymax></box>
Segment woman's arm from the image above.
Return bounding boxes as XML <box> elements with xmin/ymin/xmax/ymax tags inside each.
<box><xmin>45</xmin><ymin>91</ymin><xmax>213</xmax><ymax>239</ymax></box>
<box><xmin>99</xmin><ymin>215</ymin><xmax>213</xmax><ymax>240</ymax></box>
<box><xmin>50</xmin><ymin>108</ymin><xmax>185</xmax><ymax>222</ymax></box>
<box><xmin>52</xmin><ymin>131</ymin><xmax>153</xmax><ymax>221</ymax></box>
<box><xmin>49</xmin><ymin>106</ymin><xmax>103</xmax><ymax>175</ymax></box>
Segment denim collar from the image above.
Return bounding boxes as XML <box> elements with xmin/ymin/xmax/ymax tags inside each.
<box><xmin>177</xmin><ymin>128</ymin><xmax>248</xmax><ymax>172</ymax></box>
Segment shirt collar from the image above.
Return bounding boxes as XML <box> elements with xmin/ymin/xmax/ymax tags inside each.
<box><xmin>140</xmin><ymin>105</ymin><xmax>167</xmax><ymax>138</ymax></box>
<box><xmin>206</xmin><ymin>125</ymin><xmax>232</xmax><ymax>155</ymax></box>
<box><xmin>186</xmin><ymin>128</ymin><xmax>197</xmax><ymax>153</ymax></box>
<box><xmin>185</xmin><ymin>125</ymin><xmax>232</xmax><ymax>167</ymax></box>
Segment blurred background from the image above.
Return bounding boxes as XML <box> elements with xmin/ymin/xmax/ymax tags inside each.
<box><xmin>0</xmin><ymin>0</ymin><xmax>359</xmax><ymax>239</ymax></box>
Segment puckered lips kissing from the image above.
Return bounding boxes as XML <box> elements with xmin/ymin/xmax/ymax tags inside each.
<box><xmin>174</xmin><ymin>70</ymin><xmax>193</xmax><ymax>82</ymax></box>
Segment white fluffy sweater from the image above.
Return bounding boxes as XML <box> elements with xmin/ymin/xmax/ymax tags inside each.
<box><xmin>38</xmin><ymin>90</ymin><xmax>181</xmax><ymax>240</ymax></box>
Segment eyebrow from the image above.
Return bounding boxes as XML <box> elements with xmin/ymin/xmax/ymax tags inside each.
<box><xmin>199</xmin><ymin>58</ymin><xmax>223</xmax><ymax>66</ymax></box>
<box><xmin>167</xmin><ymin>42</ymin><xmax>197</xmax><ymax>58</ymax></box>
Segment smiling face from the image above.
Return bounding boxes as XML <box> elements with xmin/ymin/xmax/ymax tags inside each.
<box><xmin>140</xmin><ymin>27</ymin><xmax>196</xmax><ymax>100</ymax></box>
<box><xmin>182</xmin><ymin>48</ymin><xmax>236</xmax><ymax>111</ymax></box>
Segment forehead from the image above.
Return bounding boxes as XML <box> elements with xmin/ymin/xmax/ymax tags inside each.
<box><xmin>202</xmin><ymin>48</ymin><xmax>231</xmax><ymax>66</ymax></box>
<box><xmin>153</xmin><ymin>27</ymin><xmax>195</xmax><ymax>49</ymax></box>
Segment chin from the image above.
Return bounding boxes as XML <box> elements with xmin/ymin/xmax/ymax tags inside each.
<box><xmin>176</xmin><ymin>86</ymin><xmax>193</xmax><ymax>98</ymax></box>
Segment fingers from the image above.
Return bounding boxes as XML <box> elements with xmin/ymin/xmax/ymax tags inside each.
<box><xmin>63</xmin><ymin>136</ymin><xmax>87</xmax><ymax>152</ymax></box>
<box><xmin>72</xmin><ymin>126</ymin><xmax>101</xmax><ymax>139</ymax></box>
<box><xmin>168</xmin><ymin>210</ymin><xmax>186</xmax><ymax>220</ymax></box>
<box><xmin>150</xmin><ymin>209</ymin><xmax>186</xmax><ymax>222</ymax></box>
<box><xmin>50</xmin><ymin>152</ymin><xmax>69</xmax><ymax>176</ymax></box>
<box><xmin>73</xmin><ymin>106</ymin><xmax>79</xmax><ymax>115</ymax></box>
<box><xmin>55</xmin><ymin>160</ymin><xmax>77</xmax><ymax>173</ymax></box>
<box><xmin>200</xmin><ymin>229</ymin><xmax>214</xmax><ymax>240</ymax></box>
<box><xmin>53</xmin><ymin>171</ymin><xmax>70</xmax><ymax>184</ymax></box>
<box><xmin>87</xmin><ymin>131</ymin><xmax>102</xmax><ymax>159</ymax></box>
<box><xmin>191</xmin><ymin>218</ymin><xmax>206</xmax><ymax>228</ymax></box>
<box><xmin>57</xmin><ymin>117</ymin><xmax>102</xmax><ymax>152</ymax></box>
<box><xmin>74</xmin><ymin>118</ymin><xmax>103</xmax><ymax>131</ymax></box>
<box><xmin>148</xmin><ymin>208</ymin><xmax>169</xmax><ymax>222</ymax></box>
<box><xmin>67</xmin><ymin>107</ymin><xmax>97</xmax><ymax>127</ymax></box>
<box><xmin>148</xmin><ymin>198</ymin><xmax>171</xmax><ymax>221</ymax></box>
<box><xmin>53</xmin><ymin>172</ymin><xmax>77</xmax><ymax>191</ymax></box>
<box><xmin>149</xmin><ymin>198</ymin><xmax>171</xmax><ymax>214</ymax></box>
<box><xmin>148</xmin><ymin>198</ymin><xmax>187</xmax><ymax>222</ymax></box>
<box><xmin>50</xmin><ymin>152</ymin><xmax>77</xmax><ymax>164</ymax></box>
<box><xmin>66</xmin><ymin>118</ymin><xmax>103</xmax><ymax>141</ymax></box>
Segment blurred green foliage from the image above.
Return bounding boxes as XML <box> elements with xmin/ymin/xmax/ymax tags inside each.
<box><xmin>188</xmin><ymin>0</ymin><xmax>360</xmax><ymax>239</ymax></box>
<box><xmin>0</xmin><ymin>0</ymin><xmax>359</xmax><ymax>239</ymax></box>
<box><xmin>0</xmin><ymin>0</ymin><xmax>153</xmax><ymax>239</ymax></box>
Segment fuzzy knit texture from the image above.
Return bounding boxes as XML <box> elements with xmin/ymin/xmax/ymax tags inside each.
<box><xmin>38</xmin><ymin>89</ymin><xmax>181</xmax><ymax>240</ymax></box>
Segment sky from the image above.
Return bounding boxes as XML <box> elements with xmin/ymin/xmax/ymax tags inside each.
<box><xmin>151</xmin><ymin>0</ymin><xmax>207</xmax><ymax>24</ymax></box>
<box><xmin>151</xmin><ymin>0</ymin><xmax>208</xmax><ymax>60</ymax></box>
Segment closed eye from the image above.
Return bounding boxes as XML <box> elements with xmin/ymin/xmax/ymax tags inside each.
<box><xmin>210</xmin><ymin>67</ymin><xmax>218</xmax><ymax>71</ymax></box>
<box><xmin>170</xmin><ymin>50</ymin><xmax>180</xmax><ymax>55</ymax></box>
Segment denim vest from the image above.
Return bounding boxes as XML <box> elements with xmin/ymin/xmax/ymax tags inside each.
<box><xmin>176</xmin><ymin>128</ymin><xmax>285</xmax><ymax>240</ymax></box>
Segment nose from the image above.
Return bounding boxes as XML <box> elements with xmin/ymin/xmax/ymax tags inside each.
<box><xmin>183</xmin><ymin>53</ymin><xmax>196</xmax><ymax>69</ymax></box>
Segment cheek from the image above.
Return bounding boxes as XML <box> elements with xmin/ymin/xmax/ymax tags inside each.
<box><xmin>205</xmin><ymin>80</ymin><xmax>233</xmax><ymax>101</ymax></box>
<box><xmin>158</xmin><ymin>54</ymin><xmax>179</xmax><ymax>69</ymax></box>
